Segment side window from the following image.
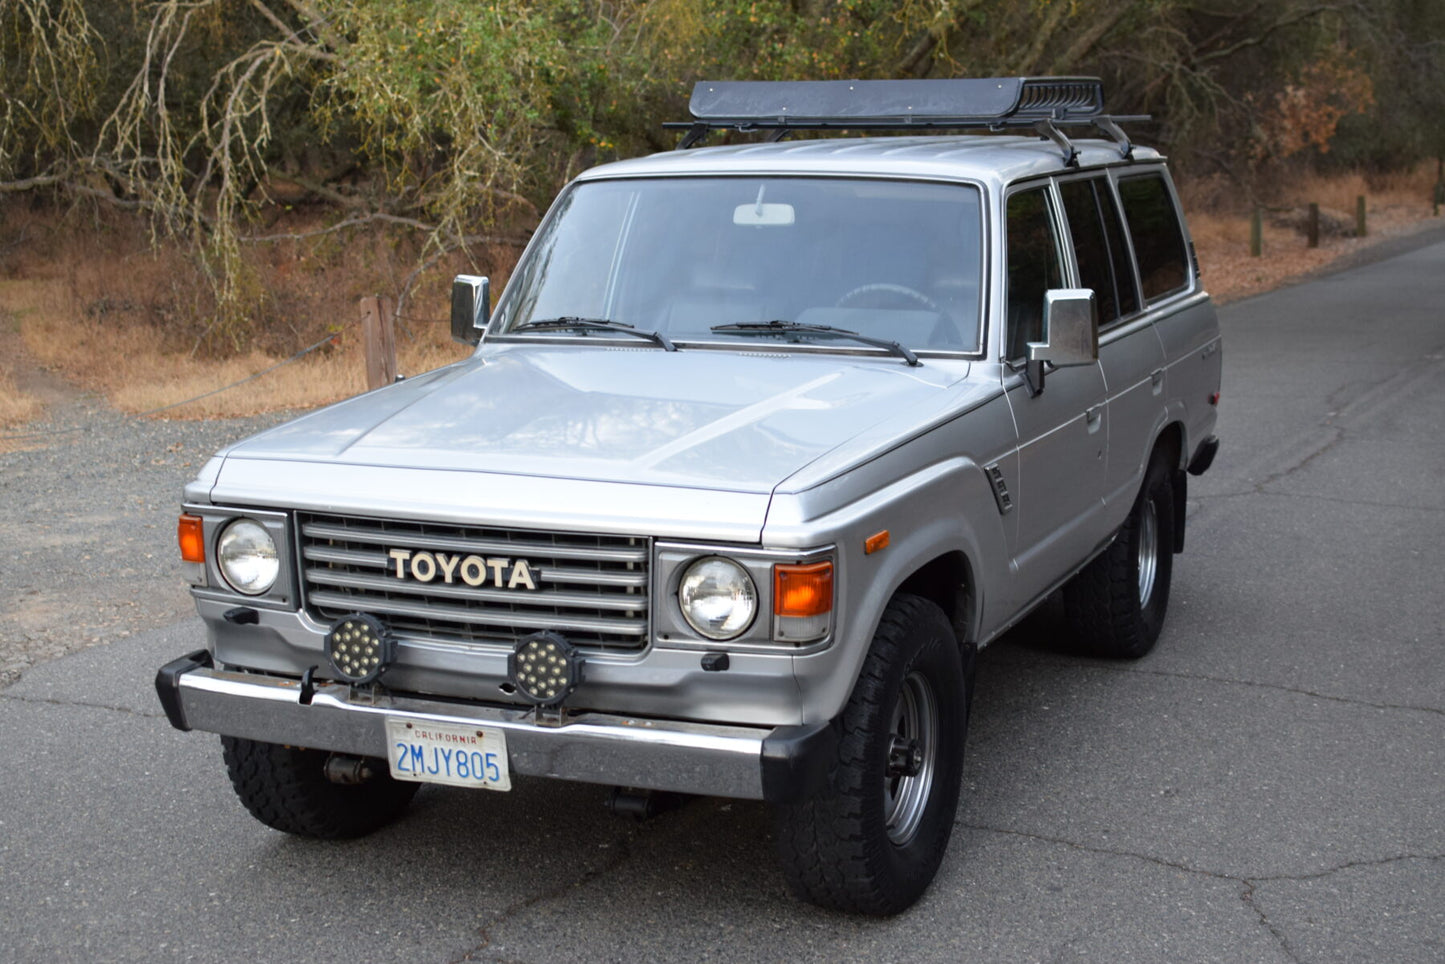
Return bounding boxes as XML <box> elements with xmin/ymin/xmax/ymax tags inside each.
<box><xmin>1005</xmin><ymin>186</ymin><xmax>1062</xmax><ymax>361</ymax></box>
<box><xmin>1117</xmin><ymin>173</ymin><xmax>1189</xmax><ymax>302</ymax></box>
<box><xmin>1058</xmin><ymin>177</ymin><xmax>1139</xmax><ymax>325</ymax></box>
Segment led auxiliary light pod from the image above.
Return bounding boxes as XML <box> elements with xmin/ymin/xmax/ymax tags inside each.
<box><xmin>509</xmin><ymin>631</ymin><xmax>584</xmax><ymax>706</ymax></box>
<box><xmin>325</xmin><ymin>613</ymin><xmax>394</xmax><ymax>685</ymax></box>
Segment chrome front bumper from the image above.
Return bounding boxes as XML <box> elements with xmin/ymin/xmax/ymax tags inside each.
<box><xmin>156</xmin><ymin>651</ymin><xmax>833</xmax><ymax>802</ymax></box>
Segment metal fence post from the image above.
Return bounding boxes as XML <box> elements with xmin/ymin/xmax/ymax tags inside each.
<box><xmin>1249</xmin><ymin>207</ymin><xmax>1262</xmax><ymax>257</ymax></box>
<box><xmin>1307</xmin><ymin>202</ymin><xmax>1319</xmax><ymax>249</ymax></box>
<box><xmin>360</xmin><ymin>295</ymin><xmax>397</xmax><ymax>390</ymax></box>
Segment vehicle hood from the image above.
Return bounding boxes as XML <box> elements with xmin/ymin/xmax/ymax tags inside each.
<box><xmin>218</xmin><ymin>345</ymin><xmax>967</xmax><ymax>492</ymax></box>
<box><xmin>205</xmin><ymin>346</ymin><xmax>974</xmax><ymax>541</ymax></box>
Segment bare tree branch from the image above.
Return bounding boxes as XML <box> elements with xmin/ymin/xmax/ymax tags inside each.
<box><xmin>0</xmin><ymin>172</ymin><xmax>64</xmax><ymax>192</ymax></box>
<box><xmin>1193</xmin><ymin>4</ymin><xmax>1341</xmax><ymax>66</ymax></box>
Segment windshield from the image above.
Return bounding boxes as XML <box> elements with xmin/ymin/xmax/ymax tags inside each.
<box><xmin>492</xmin><ymin>176</ymin><xmax>984</xmax><ymax>353</ymax></box>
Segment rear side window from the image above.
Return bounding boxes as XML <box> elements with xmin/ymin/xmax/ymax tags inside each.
<box><xmin>1117</xmin><ymin>173</ymin><xmax>1189</xmax><ymax>302</ymax></box>
<box><xmin>1005</xmin><ymin>186</ymin><xmax>1063</xmax><ymax>361</ymax></box>
<box><xmin>1059</xmin><ymin>177</ymin><xmax>1140</xmax><ymax>325</ymax></box>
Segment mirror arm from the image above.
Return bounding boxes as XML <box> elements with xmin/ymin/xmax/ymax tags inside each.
<box><xmin>1025</xmin><ymin>357</ymin><xmax>1046</xmax><ymax>396</ymax></box>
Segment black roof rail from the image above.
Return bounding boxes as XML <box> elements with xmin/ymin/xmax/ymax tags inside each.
<box><xmin>665</xmin><ymin>77</ymin><xmax>1148</xmax><ymax>165</ymax></box>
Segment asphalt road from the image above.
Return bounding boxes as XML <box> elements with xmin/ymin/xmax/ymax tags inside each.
<box><xmin>2</xmin><ymin>232</ymin><xmax>1443</xmax><ymax>963</ymax></box>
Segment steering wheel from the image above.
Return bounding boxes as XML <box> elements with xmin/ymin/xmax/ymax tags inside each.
<box><xmin>835</xmin><ymin>283</ymin><xmax>942</xmax><ymax>314</ymax></box>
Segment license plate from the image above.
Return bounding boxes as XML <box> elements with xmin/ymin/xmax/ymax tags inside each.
<box><xmin>384</xmin><ymin>717</ymin><xmax>511</xmax><ymax>791</ymax></box>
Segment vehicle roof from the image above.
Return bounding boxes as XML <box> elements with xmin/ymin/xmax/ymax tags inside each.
<box><xmin>577</xmin><ymin>135</ymin><xmax>1164</xmax><ymax>188</ymax></box>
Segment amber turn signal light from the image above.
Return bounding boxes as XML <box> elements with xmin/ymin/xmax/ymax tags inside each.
<box><xmin>178</xmin><ymin>514</ymin><xmax>205</xmax><ymax>563</ymax></box>
<box><xmin>773</xmin><ymin>562</ymin><xmax>834</xmax><ymax>617</ymax></box>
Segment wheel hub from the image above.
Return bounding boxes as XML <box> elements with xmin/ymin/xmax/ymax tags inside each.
<box><xmin>883</xmin><ymin>671</ymin><xmax>939</xmax><ymax>845</ymax></box>
<box><xmin>888</xmin><ymin>736</ymin><xmax>923</xmax><ymax>778</ymax></box>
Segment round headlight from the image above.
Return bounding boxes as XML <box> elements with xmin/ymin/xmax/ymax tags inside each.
<box><xmin>217</xmin><ymin>518</ymin><xmax>279</xmax><ymax>595</ymax></box>
<box><xmin>678</xmin><ymin>557</ymin><xmax>757</xmax><ymax>640</ymax></box>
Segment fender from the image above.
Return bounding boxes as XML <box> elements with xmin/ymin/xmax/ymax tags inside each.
<box><xmin>767</xmin><ymin>455</ymin><xmax>1005</xmax><ymax>724</ymax></box>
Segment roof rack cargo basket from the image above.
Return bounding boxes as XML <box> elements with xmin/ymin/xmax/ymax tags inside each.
<box><xmin>665</xmin><ymin>77</ymin><xmax>1148</xmax><ymax>165</ymax></box>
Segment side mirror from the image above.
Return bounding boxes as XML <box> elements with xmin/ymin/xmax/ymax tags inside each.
<box><xmin>1025</xmin><ymin>288</ymin><xmax>1098</xmax><ymax>394</ymax></box>
<box><xmin>451</xmin><ymin>275</ymin><xmax>491</xmax><ymax>345</ymax></box>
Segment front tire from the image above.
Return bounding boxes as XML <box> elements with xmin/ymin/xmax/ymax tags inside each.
<box><xmin>221</xmin><ymin>736</ymin><xmax>418</xmax><ymax>839</ymax></box>
<box><xmin>776</xmin><ymin>594</ymin><xmax>969</xmax><ymax>915</ymax></box>
<box><xmin>1064</xmin><ymin>454</ymin><xmax>1176</xmax><ymax>658</ymax></box>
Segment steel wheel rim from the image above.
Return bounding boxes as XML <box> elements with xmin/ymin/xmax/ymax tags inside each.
<box><xmin>884</xmin><ymin>671</ymin><xmax>938</xmax><ymax>845</ymax></box>
<box><xmin>1138</xmin><ymin>495</ymin><xmax>1159</xmax><ymax>607</ymax></box>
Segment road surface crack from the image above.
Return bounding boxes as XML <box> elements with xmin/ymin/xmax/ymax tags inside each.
<box><xmin>961</xmin><ymin>824</ymin><xmax>1442</xmax><ymax>963</ymax></box>
<box><xmin>0</xmin><ymin>692</ymin><xmax>164</xmax><ymax>719</ymax></box>
<box><xmin>1240</xmin><ymin>880</ymin><xmax>1303</xmax><ymax>963</ymax></box>
<box><xmin>445</xmin><ymin>832</ymin><xmax>639</xmax><ymax>963</ymax></box>
<box><xmin>999</xmin><ymin>654</ymin><xmax>1445</xmax><ymax>717</ymax></box>
<box><xmin>958</xmin><ymin>822</ymin><xmax>1236</xmax><ymax>881</ymax></box>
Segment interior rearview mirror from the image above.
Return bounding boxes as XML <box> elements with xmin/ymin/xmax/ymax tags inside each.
<box><xmin>1025</xmin><ymin>288</ymin><xmax>1098</xmax><ymax>393</ymax></box>
<box><xmin>451</xmin><ymin>275</ymin><xmax>490</xmax><ymax>345</ymax></box>
<box><xmin>733</xmin><ymin>202</ymin><xmax>795</xmax><ymax>226</ymax></box>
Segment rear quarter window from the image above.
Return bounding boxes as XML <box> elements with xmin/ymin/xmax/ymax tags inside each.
<box><xmin>1117</xmin><ymin>173</ymin><xmax>1189</xmax><ymax>302</ymax></box>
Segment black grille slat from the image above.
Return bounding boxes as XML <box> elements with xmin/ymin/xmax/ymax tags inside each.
<box><xmin>304</xmin><ymin>568</ymin><xmax>648</xmax><ymax>613</ymax></box>
<box><xmin>300</xmin><ymin>520</ymin><xmax>647</xmax><ymax>563</ymax></box>
<box><xmin>298</xmin><ymin>513</ymin><xmax>650</xmax><ymax>652</ymax></box>
<box><xmin>305</xmin><ymin>590</ymin><xmax>646</xmax><ymax>638</ymax></box>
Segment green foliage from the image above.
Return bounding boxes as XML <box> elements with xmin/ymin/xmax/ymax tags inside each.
<box><xmin>0</xmin><ymin>0</ymin><xmax>100</xmax><ymax>181</ymax></box>
<box><xmin>2</xmin><ymin>0</ymin><xmax>1442</xmax><ymax>348</ymax></box>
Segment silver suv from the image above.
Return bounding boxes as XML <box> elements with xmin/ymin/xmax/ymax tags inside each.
<box><xmin>157</xmin><ymin>78</ymin><xmax>1221</xmax><ymax>915</ymax></box>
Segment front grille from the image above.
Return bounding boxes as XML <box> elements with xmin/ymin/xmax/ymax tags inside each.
<box><xmin>297</xmin><ymin>513</ymin><xmax>650</xmax><ymax>652</ymax></box>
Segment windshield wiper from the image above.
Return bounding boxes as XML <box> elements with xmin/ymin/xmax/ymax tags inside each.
<box><xmin>711</xmin><ymin>320</ymin><xmax>919</xmax><ymax>367</ymax></box>
<box><xmin>514</xmin><ymin>317</ymin><xmax>676</xmax><ymax>352</ymax></box>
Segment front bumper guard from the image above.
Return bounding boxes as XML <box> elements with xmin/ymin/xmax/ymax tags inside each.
<box><xmin>156</xmin><ymin>651</ymin><xmax>833</xmax><ymax>803</ymax></box>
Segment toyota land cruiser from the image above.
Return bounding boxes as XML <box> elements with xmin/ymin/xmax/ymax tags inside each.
<box><xmin>156</xmin><ymin>77</ymin><xmax>1222</xmax><ymax>915</ymax></box>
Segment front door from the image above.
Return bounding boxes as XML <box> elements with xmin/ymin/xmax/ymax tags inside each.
<box><xmin>1001</xmin><ymin>183</ymin><xmax>1110</xmax><ymax>608</ymax></box>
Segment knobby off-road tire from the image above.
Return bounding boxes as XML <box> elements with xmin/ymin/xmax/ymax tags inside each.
<box><xmin>221</xmin><ymin>736</ymin><xmax>418</xmax><ymax>839</ymax></box>
<box><xmin>1064</xmin><ymin>454</ymin><xmax>1176</xmax><ymax>658</ymax></box>
<box><xmin>776</xmin><ymin>594</ymin><xmax>969</xmax><ymax>915</ymax></box>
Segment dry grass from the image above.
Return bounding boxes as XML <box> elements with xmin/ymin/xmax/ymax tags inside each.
<box><xmin>0</xmin><ymin>207</ymin><xmax>495</xmax><ymax>420</ymax></box>
<box><xmin>1183</xmin><ymin>162</ymin><xmax>1441</xmax><ymax>302</ymax></box>
<box><xmin>0</xmin><ymin>369</ymin><xmax>41</xmax><ymax>427</ymax></box>
<box><xmin>7</xmin><ymin>275</ymin><xmax>472</xmax><ymax>418</ymax></box>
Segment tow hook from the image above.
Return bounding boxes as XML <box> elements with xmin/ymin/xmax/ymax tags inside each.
<box><xmin>324</xmin><ymin>754</ymin><xmax>380</xmax><ymax>785</ymax></box>
<box><xmin>604</xmin><ymin>787</ymin><xmax>691</xmax><ymax>821</ymax></box>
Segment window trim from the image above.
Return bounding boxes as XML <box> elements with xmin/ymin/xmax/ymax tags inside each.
<box><xmin>1053</xmin><ymin>171</ymin><xmax>1145</xmax><ymax>333</ymax></box>
<box><xmin>1000</xmin><ymin>179</ymin><xmax>1068</xmax><ymax>364</ymax></box>
<box><xmin>1112</xmin><ymin>167</ymin><xmax>1194</xmax><ymax>307</ymax></box>
<box><xmin>486</xmin><ymin>172</ymin><xmax>994</xmax><ymax>360</ymax></box>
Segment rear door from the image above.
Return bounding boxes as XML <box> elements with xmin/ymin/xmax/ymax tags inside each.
<box><xmin>1114</xmin><ymin>169</ymin><xmax>1221</xmax><ymax>468</ymax></box>
<box><xmin>1057</xmin><ymin>172</ymin><xmax>1167</xmax><ymax>514</ymax></box>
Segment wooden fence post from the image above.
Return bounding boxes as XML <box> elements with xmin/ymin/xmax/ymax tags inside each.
<box><xmin>360</xmin><ymin>295</ymin><xmax>397</xmax><ymax>390</ymax></box>
<box><xmin>1355</xmin><ymin>195</ymin><xmax>1367</xmax><ymax>238</ymax></box>
<box><xmin>1249</xmin><ymin>207</ymin><xmax>1262</xmax><ymax>257</ymax></box>
<box><xmin>1307</xmin><ymin>202</ymin><xmax>1319</xmax><ymax>249</ymax></box>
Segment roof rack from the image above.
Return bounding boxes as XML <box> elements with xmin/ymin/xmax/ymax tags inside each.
<box><xmin>665</xmin><ymin>77</ymin><xmax>1148</xmax><ymax>165</ymax></box>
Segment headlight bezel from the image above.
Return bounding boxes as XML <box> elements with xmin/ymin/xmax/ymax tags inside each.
<box><xmin>657</xmin><ymin>543</ymin><xmax>835</xmax><ymax>651</ymax></box>
<box><xmin>183</xmin><ymin>505</ymin><xmax>293</xmax><ymax>607</ymax></box>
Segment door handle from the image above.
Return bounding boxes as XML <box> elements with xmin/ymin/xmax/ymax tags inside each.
<box><xmin>1085</xmin><ymin>404</ymin><xmax>1103</xmax><ymax>432</ymax></box>
<box><xmin>1150</xmin><ymin>368</ymin><xmax>1165</xmax><ymax>394</ymax></box>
